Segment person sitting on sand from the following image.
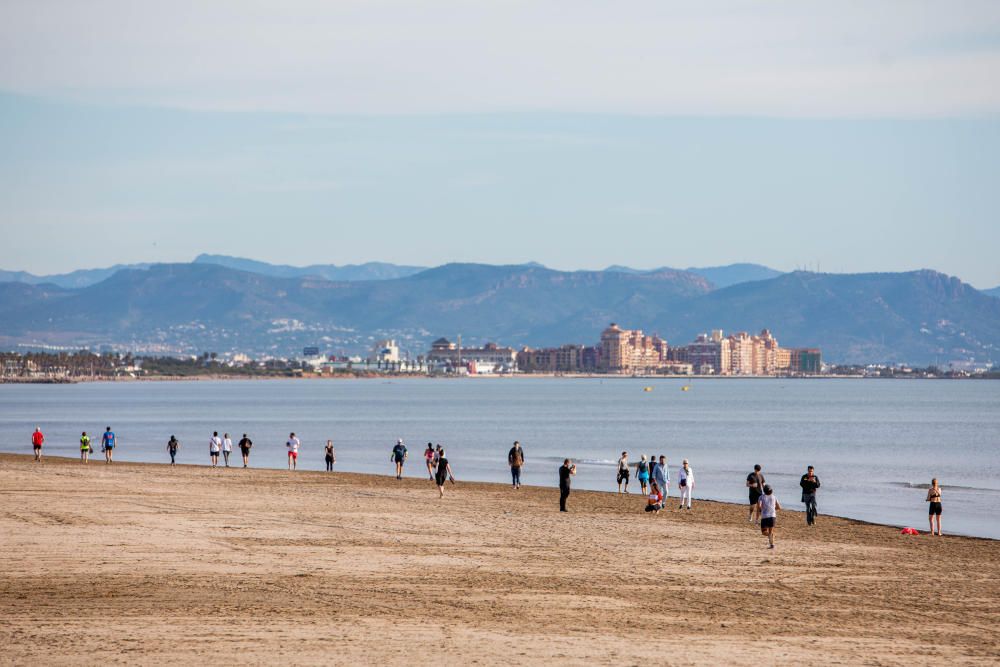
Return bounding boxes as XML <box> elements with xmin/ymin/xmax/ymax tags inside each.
<box><xmin>286</xmin><ymin>432</ymin><xmax>300</xmax><ymax>470</ymax></box>
<box><xmin>435</xmin><ymin>448</ymin><xmax>455</xmax><ymax>498</ymax></box>
<box><xmin>758</xmin><ymin>484</ymin><xmax>781</xmax><ymax>549</ymax></box>
<box><xmin>167</xmin><ymin>435</ymin><xmax>179</xmax><ymax>465</ymax></box>
<box><xmin>391</xmin><ymin>438</ymin><xmax>407</xmax><ymax>479</ymax></box>
<box><xmin>645</xmin><ymin>481</ymin><xmax>663</xmax><ymax>514</ymax></box>
<box><xmin>325</xmin><ymin>440</ymin><xmax>336</xmax><ymax>472</ymax></box>
<box><xmin>238</xmin><ymin>433</ymin><xmax>252</xmax><ymax>468</ymax></box>
<box><xmin>424</xmin><ymin>443</ymin><xmax>436</xmax><ymax>480</ymax></box>
<box><xmin>101</xmin><ymin>427</ymin><xmax>116</xmax><ymax>464</ymax></box>
<box><xmin>559</xmin><ymin>459</ymin><xmax>577</xmax><ymax>512</ymax></box>
<box><xmin>31</xmin><ymin>427</ymin><xmax>44</xmax><ymax>462</ymax></box>
<box><xmin>80</xmin><ymin>431</ymin><xmax>91</xmax><ymax>463</ymax></box>
<box><xmin>616</xmin><ymin>452</ymin><xmax>630</xmax><ymax>495</ymax></box>
<box><xmin>209</xmin><ymin>431</ymin><xmax>221</xmax><ymax>468</ymax></box>
<box><xmin>636</xmin><ymin>454</ymin><xmax>650</xmax><ymax>496</ymax></box>
<box><xmin>926</xmin><ymin>478</ymin><xmax>943</xmax><ymax>536</ymax></box>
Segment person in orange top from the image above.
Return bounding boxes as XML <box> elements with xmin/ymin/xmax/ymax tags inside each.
<box><xmin>644</xmin><ymin>481</ymin><xmax>663</xmax><ymax>514</ymax></box>
<box><xmin>31</xmin><ymin>427</ymin><xmax>44</xmax><ymax>462</ymax></box>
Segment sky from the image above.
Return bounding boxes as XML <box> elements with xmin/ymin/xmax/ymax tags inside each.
<box><xmin>1</xmin><ymin>1</ymin><xmax>999</xmax><ymax>287</ymax></box>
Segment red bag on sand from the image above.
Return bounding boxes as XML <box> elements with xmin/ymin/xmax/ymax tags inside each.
<box><xmin>901</xmin><ymin>527</ymin><xmax>919</xmax><ymax>535</ymax></box>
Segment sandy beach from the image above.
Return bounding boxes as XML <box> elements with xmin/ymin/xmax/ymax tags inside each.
<box><xmin>1</xmin><ymin>454</ymin><xmax>998</xmax><ymax>666</ymax></box>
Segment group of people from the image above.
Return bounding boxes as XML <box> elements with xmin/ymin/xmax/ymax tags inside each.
<box><xmin>25</xmin><ymin>428</ymin><xmax>946</xmax><ymax>536</ymax></box>
<box><xmin>615</xmin><ymin>452</ymin><xmax>695</xmax><ymax>511</ymax></box>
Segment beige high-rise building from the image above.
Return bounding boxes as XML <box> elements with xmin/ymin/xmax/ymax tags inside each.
<box><xmin>599</xmin><ymin>323</ymin><xmax>667</xmax><ymax>373</ymax></box>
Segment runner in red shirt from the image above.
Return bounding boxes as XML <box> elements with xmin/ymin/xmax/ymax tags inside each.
<box><xmin>31</xmin><ymin>427</ymin><xmax>44</xmax><ymax>462</ymax></box>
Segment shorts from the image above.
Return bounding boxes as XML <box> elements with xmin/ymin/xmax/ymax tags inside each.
<box><xmin>929</xmin><ymin>502</ymin><xmax>942</xmax><ymax>516</ymax></box>
<box><xmin>761</xmin><ymin>517</ymin><xmax>775</xmax><ymax>529</ymax></box>
<box><xmin>637</xmin><ymin>472</ymin><xmax>649</xmax><ymax>483</ymax></box>
<box><xmin>393</xmin><ymin>456</ymin><xmax>405</xmax><ymax>464</ymax></box>
<box><xmin>435</xmin><ymin>473</ymin><xmax>447</xmax><ymax>486</ymax></box>
<box><xmin>288</xmin><ymin>451</ymin><xmax>298</xmax><ymax>460</ymax></box>
<box><xmin>617</xmin><ymin>470</ymin><xmax>630</xmax><ymax>484</ymax></box>
<box><xmin>33</xmin><ymin>445</ymin><xmax>42</xmax><ymax>451</ymax></box>
<box><xmin>240</xmin><ymin>447</ymin><xmax>250</xmax><ymax>455</ymax></box>
<box><xmin>749</xmin><ymin>490</ymin><xmax>761</xmax><ymax>505</ymax></box>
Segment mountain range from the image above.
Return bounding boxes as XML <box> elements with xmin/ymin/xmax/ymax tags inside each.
<box><xmin>0</xmin><ymin>258</ymin><xmax>997</xmax><ymax>365</ymax></box>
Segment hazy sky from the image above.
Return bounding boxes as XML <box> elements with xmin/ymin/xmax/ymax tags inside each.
<box><xmin>1</xmin><ymin>1</ymin><xmax>999</xmax><ymax>287</ymax></box>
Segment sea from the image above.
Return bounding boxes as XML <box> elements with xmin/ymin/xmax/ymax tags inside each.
<box><xmin>1</xmin><ymin>377</ymin><xmax>998</xmax><ymax>538</ymax></box>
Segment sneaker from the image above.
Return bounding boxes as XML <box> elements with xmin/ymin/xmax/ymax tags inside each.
<box><xmin>768</xmin><ymin>544</ymin><xmax>775</xmax><ymax>549</ymax></box>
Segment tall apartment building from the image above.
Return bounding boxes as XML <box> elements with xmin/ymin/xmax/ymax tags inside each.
<box><xmin>598</xmin><ymin>323</ymin><xmax>668</xmax><ymax>373</ymax></box>
<box><xmin>516</xmin><ymin>344</ymin><xmax>599</xmax><ymax>373</ymax></box>
<box><xmin>679</xmin><ymin>331</ymin><xmax>731</xmax><ymax>375</ymax></box>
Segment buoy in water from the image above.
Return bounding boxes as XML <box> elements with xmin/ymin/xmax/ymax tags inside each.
<box><xmin>681</xmin><ymin>385</ymin><xmax>691</xmax><ymax>392</ymax></box>
<box><xmin>643</xmin><ymin>386</ymin><xmax>653</xmax><ymax>392</ymax></box>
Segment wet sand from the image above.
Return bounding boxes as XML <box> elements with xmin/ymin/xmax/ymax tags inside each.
<box><xmin>1</xmin><ymin>453</ymin><xmax>998</xmax><ymax>665</ymax></box>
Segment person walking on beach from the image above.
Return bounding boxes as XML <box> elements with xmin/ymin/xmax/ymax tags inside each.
<box><xmin>222</xmin><ymin>433</ymin><xmax>233</xmax><ymax>467</ymax></box>
<box><xmin>101</xmin><ymin>426</ymin><xmax>116</xmax><ymax>464</ymax></box>
<box><xmin>435</xmin><ymin>448</ymin><xmax>455</xmax><ymax>498</ymax></box>
<box><xmin>636</xmin><ymin>454</ymin><xmax>651</xmax><ymax>496</ymax></box>
<box><xmin>424</xmin><ymin>443</ymin><xmax>436</xmax><ymax>480</ymax></box>
<box><xmin>391</xmin><ymin>438</ymin><xmax>407</xmax><ymax>479</ymax></box>
<box><xmin>324</xmin><ymin>440</ymin><xmax>336</xmax><ymax>471</ymax></box>
<box><xmin>80</xmin><ymin>431</ymin><xmax>92</xmax><ymax>463</ymax></box>
<box><xmin>238</xmin><ymin>433</ymin><xmax>252</xmax><ymax>467</ymax></box>
<box><xmin>558</xmin><ymin>459</ymin><xmax>577</xmax><ymax>512</ymax></box>
<box><xmin>678</xmin><ymin>459</ymin><xmax>694</xmax><ymax>510</ymax></box>
<box><xmin>167</xmin><ymin>435</ymin><xmax>179</xmax><ymax>465</ymax></box>
<box><xmin>617</xmin><ymin>452</ymin><xmax>630</xmax><ymax>495</ymax></box>
<box><xmin>645</xmin><ymin>481</ymin><xmax>663</xmax><ymax>514</ymax></box>
<box><xmin>747</xmin><ymin>464</ymin><xmax>765</xmax><ymax>523</ymax></box>
<box><xmin>926</xmin><ymin>478</ymin><xmax>943</xmax><ymax>536</ymax></box>
<box><xmin>209</xmin><ymin>431</ymin><xmax>222</xmax><ymax>468</ymax></box>
<box><xmin>799</xmin><ymin>465</ymin><xmax>821</xmax><ymax>526</ymax></box>
<box><xmin>758</xmin><ymin>484</ymin><xmax>781</xmax><ymax>549</ymax></box>
<box><xmin>653</xmin><ymin>455</ymin><xmax>669</xmax><ymax>503</ymax></box>
<box><xmin>508</xmin><ymin>441</ymin><xmax>524</xmax><ymax>489</ymax></box>
<box><xmin>31</xmin><ymin>427</ymin><xmax>44</xmax><ymax>462</ymax></box>
<box><xmin>287</xmin><ymin>432</ymin><xmax>300</xmax><ymax>470</ymax></box>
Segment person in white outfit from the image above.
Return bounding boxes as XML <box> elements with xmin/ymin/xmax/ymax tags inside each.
<box><xmin>209</xmin><ymin>431</ymin><xmax>222</xmax><ymax>467</ymax></box>
<box><xmin>678</xmin><ymin>459</ymin><xmax>694</xmax><ymax>509</ymax></box>
<box><xmin>222</xmin><ymin>433</ymin><xmax>233</xmax><ymax>467</ymax></box>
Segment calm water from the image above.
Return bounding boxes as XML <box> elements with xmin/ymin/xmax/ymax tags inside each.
<box><xmin>1</xmin><ymin>378</ymin><xmax>998</xmax><ymax>538</ymax></box>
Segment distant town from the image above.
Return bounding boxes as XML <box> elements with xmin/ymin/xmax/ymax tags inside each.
<box><xmin>2</xmin><ymin>323</ymin><xmax>997</xmax><ymax>382</ymax></box>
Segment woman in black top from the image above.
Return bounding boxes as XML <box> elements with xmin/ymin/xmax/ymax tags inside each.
<box><xmin>435</xmin><ymin>449</ymin><xmax>455</xmax><ymax>498</ymax></box>
<box><xmin>324</xmin><ymin>440</ymin><xmax>336</xmax><ymax>472</ymax></box>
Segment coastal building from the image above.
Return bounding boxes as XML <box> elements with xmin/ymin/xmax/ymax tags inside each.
<box><xmin>789</xmin><ymin>348</ymin><xmax>822</xmax><ymax>374</ymax></box>
<box><xmin>516</xmin><ymin>344</ymin><xmax>599</xmax><ymax>373</ymax></box>
<box><xmin>369</xmin><ymin>339</ymin><xmax>400</xmax><ymax>365</ymax></box>
<box><xmin>426</xmin><ymin>338</ymin><xmax>518</xmax><ymax>374</ymax></box>
<box><xmin>598</xmin><ymin>323</ymin><xmax>667</xmax><ymax>373</ymax></box>
<box><xmin>679</xmin><ymin>331</ymin><xmax>731</xmax><ymax>375</ymax></box>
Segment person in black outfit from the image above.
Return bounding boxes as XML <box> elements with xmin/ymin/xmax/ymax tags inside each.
<box><xmin>799</xmin><ymin>465</ymin><xmax>821</xmax><ymax>525</ymax></box>
<box><xmin>238</xmin><ymin>433</ymin><xmax>253</xmax><ymax>468</ymax></box>
<box><xmin>746</xmin><ymin>464</ymin><xmax>765</xmax><ymax>523</ymax></box>
<box><xmin>558</xmin><ymin>459</ymin><xmax>577</xmax><ymax>512</ymax></box>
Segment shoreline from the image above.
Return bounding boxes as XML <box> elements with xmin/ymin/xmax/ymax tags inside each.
<box><xmin>2</xmin><ymin>453</ymin><xmax>998</xmax><ymax>664</ymax></box>
<box><xmin>10</xmin><ymin>453</ymin><xmax>993</xmax><ymax>542</ymax></box>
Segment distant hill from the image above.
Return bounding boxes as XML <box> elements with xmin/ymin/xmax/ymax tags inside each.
<box><xmin>983</xmin><ymin>286</ymin><xmax>1000</xmax><ymax>298</ymax></box>
<box><xmin>604</xmin><ymin>263</ymin><xmax>783</xmax><ymax>288</ymax></box>
<box><xmin>193</xmin><ymin>254</ymin><xmax>426</xmax><ymax>281</ymax></box>
<box><xmin>0</xmin><ymin>264</ymin><xmax>153</xmax><ymax>289</ymax></box>
<box><xmin>0</xmin><ymin>263</ymin><xmax>995</xmax><ymax>364</ymax></box>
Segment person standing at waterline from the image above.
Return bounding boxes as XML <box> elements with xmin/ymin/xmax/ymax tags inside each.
<box><xmin>238</xmin><ymin>433</ymin><xmax>252</xmax><ymax>468</ymax></box>
<box><xmin>636</xmin><ymin>454</ymin><xmax>650</xmax><ymax>496</ymax></box>
<box><xmin>758</xmin><ymin>484</ymin><xmax>781</xmax><ymax>549</ymax></box>
<box><xmin>653</xmin><ymin>455</ymin><xmax>669</xmax><ymax>502</ymax></box>
<box><xmin>209</xmin><ymin>432</ymin><xmax>222</xmax><ymax>468</ymax></box>
<box><xmin>80</xmin><ymin>431</ymin><xmax>92</xmax><ymax>463</ymax></box>
<box><xmin>508</xmin><ymin>441</ymin><xmax>524</xmax><ymax>489</ymax></box>
<box><xmin>616</xmin><ymin>452</ymin><xmax>630</xmax><ymax>495</ymax></box>
<box><xmin>391</xmin><ymin>438</ymin><xmax>407</xmax><ymax>480</ymax></box>
<box><xmin>747</xmin><ymin>464</ymin><xmax>765</xmax><ymax>523</ymax></box>
<box><xmin>558</xmin><ymin>459</ymin><xmax>577</xmax><ymax>512</ymax></box>
<box><xmin>324</xmin><ymin>440</ymin><xmax>336</xmax><ymax>472</ymax></box>
<box><xmin>678</xmin><ymin>459</ymin><xmax>694</xmax><ymax>510</ymax></box>
<box><xmin>31</xmin><ymin>427</ymin><xmax>44</xmax><ymax>462</ymax></box>
<box><xmin>799</xmin><ymin>466</ymin><xmax>821</xmax><ymax>526</ymax></box>
<box><xmin>101</xmin><ymin>426</ymin><xmax>116</xmax><ymax>463</ymax></box>
<box><xmin>435</xmin><ymin>449</ymin><xmax>455</xmax><ymax>498</ymax></box>
<box><xmin>222</xmin><ymin>433</ymin><xmax>233</xmax><ymax>468</ymax></box>
<box><xmin>424</xmin><ymin>443</ymin><xmax>436</xmax><ymax>480</ymax></box>
<box><xmin>926</xmin><ymin>478</ymin><xmax>943</xmax><ymax>536</ymax></box>
<box><xmin>286</xmin><ymin>433</ymin><xmax>300</xmax><ymax>471</ymax></box>
<box><xmin>167</xmin><ymin>435</ymin><xmax>179</xmax><ymax>465</ymax></box>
